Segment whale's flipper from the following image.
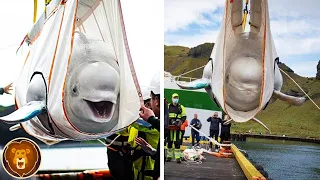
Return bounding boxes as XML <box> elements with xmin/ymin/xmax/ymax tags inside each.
<box><xmin>176</xmin><ymin>60</ymin><xmax>212</xmax><ymax>90</ymax></box>
<box><xmin>251</xmin><ymin>117</ymin><xmax>271</xmax><ymax>133</ymax></box>
<box><xmin>0</xmin><ymin>101</ymin><xmax>46</xmax><ymax>124</ymax></box>
<box><xmin>272</xmin><ymin>90</ymin><xmax>306</xmax><ymax>106</ymax></box>
<box><xmin>176</xmin><ymin>78</ymin><xmax>210</xmax><ymax>90</ymax></box>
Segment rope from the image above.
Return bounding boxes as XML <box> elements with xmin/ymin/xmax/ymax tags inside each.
<box><xmin>189</xmin><ymin>125</ymin><xmax>232</xmax><ymax>147</ymax></box>
<box><xmin>279</xmin><ymin>68</ymin><xmax>320</xmax><ymax>110</ymax></box>
<box><xmin>92</xmin><ymin>10</ymin><xmax>105</xmax><ymax>42</ymax></box>
<box><xmin>118</xmin><ymin>0</ymin><xmax>144</xmax><ymax>105</ymax></box>
<box><xmin>177</xmin><ymin>65</ymin><xmax>206</xmax><ymax>77</ymax></box>
<box><xmin>97</xmin><ymin>134</ymin><xmax>121</xmax><ymax>147</ymax></box>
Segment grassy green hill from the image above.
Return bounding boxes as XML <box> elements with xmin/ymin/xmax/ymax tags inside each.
<box><xmin>164</xmin><ymin>43</ymin><xmax>320</xmax><ymax>138</ymax></box>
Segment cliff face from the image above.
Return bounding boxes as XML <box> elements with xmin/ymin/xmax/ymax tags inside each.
<box><xmin>187</xmin><ymin>43</ymin><xmax>214</xmax><ymax>58</ymax></box>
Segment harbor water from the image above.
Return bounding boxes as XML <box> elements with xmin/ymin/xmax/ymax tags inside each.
<box><xmin>234</xmin><ymin>138</ymin><xmax>320</xmax><ymax>180</ymax></box>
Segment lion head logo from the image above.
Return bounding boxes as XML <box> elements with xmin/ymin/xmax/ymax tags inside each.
<box><xmin>2</xmin><ymin>138</ymin><xmax>41</xmax><ymax>178</ymax></box>
<box><xmin>11</xmin><ymin>147</ymin><xmax>31</xmax><ymax>170</ymax></box>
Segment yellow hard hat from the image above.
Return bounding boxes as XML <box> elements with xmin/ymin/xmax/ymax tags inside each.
<box><xmin>172</xmin><ymin>93</ymin><xmax>179</xmax><ymax>98</ymax></box>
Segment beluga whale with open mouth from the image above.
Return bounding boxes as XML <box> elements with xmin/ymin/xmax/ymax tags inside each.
<box><xmin>177</xmin><ymin>0</ymin><xmax>305</xmax><ymax>124</ymax></box>
<box><xmin>0</xmin><ymin>0</ymin><xmax>142</xmax><ymax>145</ymax></box>
<box><xmin>64</xmin><ymin>32</ymin><xmax>120</xmax><ymax>133</ymax></box>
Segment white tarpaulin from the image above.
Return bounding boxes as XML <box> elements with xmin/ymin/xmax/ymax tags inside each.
<box><xmin>14</xmin><ymin>0</ymin><xmax>142</xmax><ymax>144</ymax></box>
<box><xmin>211</xmin><ymin>0</ymin><xmax>277</xmax><ymax>122</ymax></box>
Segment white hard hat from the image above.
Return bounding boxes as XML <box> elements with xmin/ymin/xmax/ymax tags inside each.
<box><xmin>149</xmin><ymin>71</ymin><xmax>160</xmax><ymax>95</ymax></box>
<box><xmin>141</xmin><ymin>86</ymin><xmax>151</xmax><ymax>101</ymax></box>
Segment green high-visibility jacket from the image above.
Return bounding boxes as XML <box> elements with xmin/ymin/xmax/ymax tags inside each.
<box><xmin>128</xmin><ymin>122</ymin><xmax>159</xmax><ymax>180</ymax></box>
<box><xmin>168</xmin><ymin>103</ymin><xmax>187</xmax><ymax>120</ymax></box>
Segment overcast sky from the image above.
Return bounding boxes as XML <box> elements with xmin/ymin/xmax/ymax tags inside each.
<box><xmin>0</xmin><ymin>0</ymin><xmax>163</xmax><ymax>106</ymax></box>
<box><xmin>165</xmin><ymin>0</ymin><xmax>320</xmax><ymax>78</ymax></box>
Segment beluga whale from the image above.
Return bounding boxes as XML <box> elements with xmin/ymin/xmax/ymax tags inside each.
<box><xmin>0</xmin><ymin>0</ymin><xmax>142</xmax><ymax>144</ymax></box>
<box><xmin>64</xmin><ymin>32</ymin><xmax>120</xmax><ymax>133</ymax></box>
<box><xmin>177</xmin><ymin>0</ymin><xmax>305</xmax><ymax>123</ymax></box>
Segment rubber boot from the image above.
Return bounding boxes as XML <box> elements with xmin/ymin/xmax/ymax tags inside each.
<box><xmin>166</xmin><ymin>148</ymin><xmax>174</xmax><ymax>162</ymax></box>
<box><xmin>175</xmin><ymin>149</ymin><xmax>182</xmax><ymax>163</ymax></box>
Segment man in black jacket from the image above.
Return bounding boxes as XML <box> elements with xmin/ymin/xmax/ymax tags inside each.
<box><xmin>221</xmin><ymin>114</ymin><xmax>232</xmax><ymax>143</ymax></box>
<box><xmin>207</xmin><ymin>112</ymin><xmax>222</xmax><ymax>151</ymax></box>
<box><xmin>190</xmin><ymin>114</ymin><xmax>202</xmax><ymax>146</ymax></box>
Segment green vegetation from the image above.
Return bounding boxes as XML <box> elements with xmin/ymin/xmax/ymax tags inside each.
<box><xmin>164</xmin><ymin>45</ymin><xmax>210</xmax><ymax>78</ymax></box>
<box><xmin>313</xmin><ymin>168</ymin><xmax>320</xmax><ymax>175</ymax></box>
<box><xmin>165</xmin><ymin>43</ymin><xmax>320</xmax><ymax>138</ymax></box>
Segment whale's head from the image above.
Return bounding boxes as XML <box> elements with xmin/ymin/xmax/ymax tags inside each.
<box><xmin>225</xmin><ymin>56</ymin><xmax>262</xmax><ymax>112</ymax></box>
<box><xmin>64</xmin><ymin>32</ymin><xmax>120</xmax><ymax>133</ymax></box>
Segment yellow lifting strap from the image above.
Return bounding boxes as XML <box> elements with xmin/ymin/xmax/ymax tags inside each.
<box><xmin>45</xmin><ymin>0</ymin><xmax>52</xmax><ymax>5</ymax></box>
<box><xmin>34</xmin><ymin>0</ymin><xmax>52</xmax><ymax>23</ymax></box>
<box><xmin>44</xmin><ymin>0</ymin><xmax>52</xmax><ymax>18</ymax></box>
<box><xmin>242</xmin><ymin>0</ymin><xmax>249</xmax><ymax>31</ymax></box>
<box><xmin>33</xmin><ymin>0</ymin><xmax>38</xmax><ymax>23</ymax></box>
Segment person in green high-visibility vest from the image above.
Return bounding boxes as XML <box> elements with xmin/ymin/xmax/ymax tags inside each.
<box><xmin>106</xmin><ymin>85</ymin><xmax>156</xmax><ymax>180</ymax></box>
<box><xmin>129</xmin><ymin>72</ymin><xmax>160</xmax><ymax>180</ymax></box>
<box><xmin>166</xmin><ymin>93</ymin><xmax>186</xmax><ymax>163</ymax></box>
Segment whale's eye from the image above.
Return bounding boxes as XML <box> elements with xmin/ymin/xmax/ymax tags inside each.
<box><xmin>72</xmin><ymin>86</ymin><xmax>78</xmax><ymax>96</ymax></box>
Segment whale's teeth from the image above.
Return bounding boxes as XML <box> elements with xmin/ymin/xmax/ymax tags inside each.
<box><xmin>85</xmin><ymin>100</ymin><xmax>113</xmax><ymax>120</ymax></box>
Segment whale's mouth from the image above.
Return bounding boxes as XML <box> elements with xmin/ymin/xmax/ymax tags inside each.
<box><xmin>84</xmin><ymin>100</ymin><xmax>114</xmax><ymax>119</ymax></box>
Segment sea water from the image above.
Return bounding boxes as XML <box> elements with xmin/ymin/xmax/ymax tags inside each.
<box><xmin>234</xmin><ymin>138</ymin><xmax>320</xmax><ymax>180</ymax></box>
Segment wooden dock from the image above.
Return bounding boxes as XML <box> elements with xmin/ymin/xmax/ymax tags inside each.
<box><xmin>165</xmin><ymin>144</ymin><xmax>266</xmax><ymax>180</ymax></box>
<box><xmin>165</xmin><ymin>153</ymin><xmax>246</xmax><ymax>180</ymax></box>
